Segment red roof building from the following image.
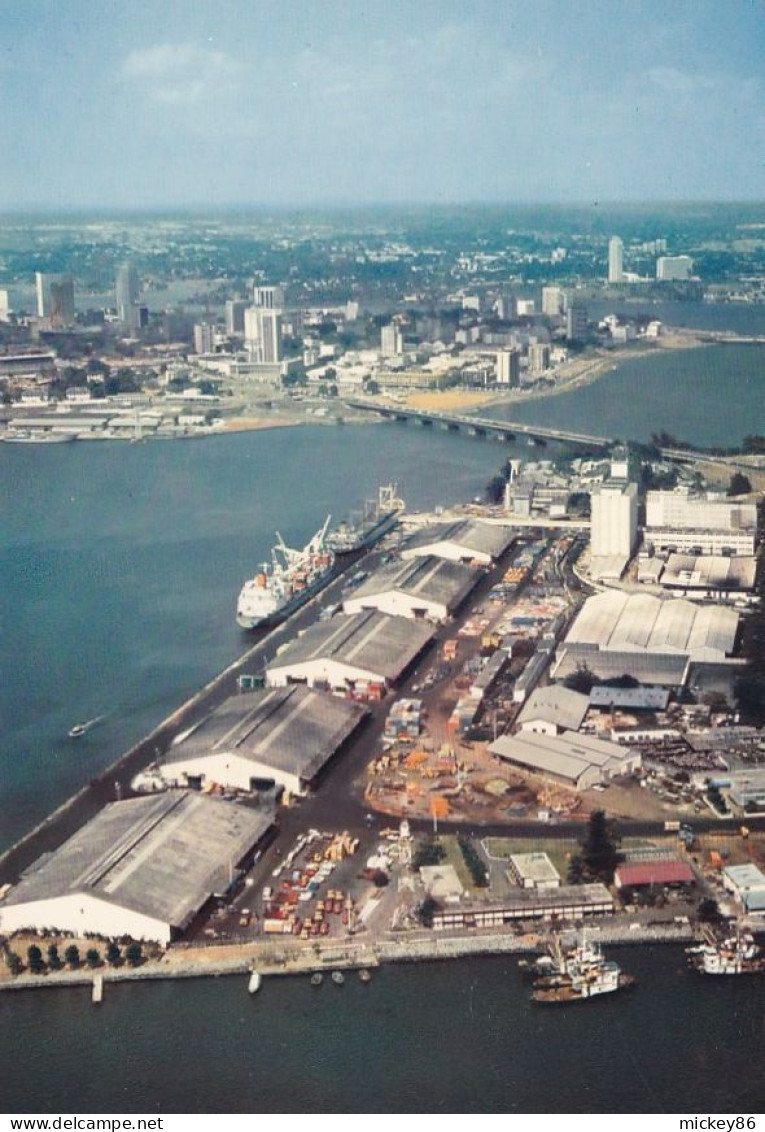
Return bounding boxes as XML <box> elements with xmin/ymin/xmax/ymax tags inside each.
<box><xmin>615</xmin><ymin>860</ymin><xmax>695</xmax><ymax>888</ymax></box>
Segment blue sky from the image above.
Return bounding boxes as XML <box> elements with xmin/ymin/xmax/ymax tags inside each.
<box><xmin>1</xmin><ymin>0</ymin><xmax>764</xmax><ymax>209</ymax></box>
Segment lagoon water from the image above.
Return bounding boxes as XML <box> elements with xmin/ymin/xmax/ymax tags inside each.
<box><xmin>2</xmin><ymin>356</ymin><xmax>765</xmax><ymax>1113</ymax></box>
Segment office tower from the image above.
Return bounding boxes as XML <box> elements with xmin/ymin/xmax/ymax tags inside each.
<box><xmin>656</xmin><ymin>256</ymin><xmax>693</xmax><ymax>281</ymax></box>
<box><xmin>256</xmin><ymin>309</ymin><xmax>283</xmax><ymax>363</ymax></box>
<box><xmin>225</xmin><ymin>299</ymin><xmax>248</xmax><ymax>336</ymax></box>
<box><xmin>253</xmin><ymin>285</ymin><xmax>285</xmax><ymax>310</ymax></box>
<box><xmin>116</xmin><ymin>262</ymin><xmax>140</xmax><ymax>322</ymax></box>
<box><xmin>495</xmin><ymin>349</ymin><xmax>520</xmax><ymax>385</ymax></box>
<box><xmin>566</xmin><ymin>301</ymin><xmax>588</xmax><ymax>342</ymax></box>
<box><xmin>0</xmin><ymin>289</ymin><xmax>9</xmax><ymax>321</ymax></box>
<box><xmin>128</xmin><ymin>304</ymin><xmax>149</xmax><ymax>336</ymax></box>
<box><xmin>193</xmin><ymin>322</ymin><xmax>216</xmax><ymax>355</ymax></box>
<box><xmin>608</xmin><ymin>236</ymin><xmax>624</xmax><ymax>284</ymax></box>
<box><xmin>380</xmin><ymin>323</ymin><xmax>403</xmax><ymax>358</ymax></box>
<box><xmin>35</xmin><ymin>272</ymin><xmax>75</xmax><ymax>324</ymax></box>
<box><xmin>527</xmin><ymin>344</ymin><xmax>551</xmax><ymax>375</ymax></box>
<box><xmin>541</xmin><ymin>286</ymin><xmax>564</xmax><ymax>317</ymax></box>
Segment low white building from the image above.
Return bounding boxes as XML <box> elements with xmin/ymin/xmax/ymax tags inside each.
<box><xmin>401</xmin><ymin>519</ymin><xmax>514</xmax><ymax>566</ymax></box>
<box><xmin>160</xmin><ymin>685</ymin><xmax>367</xmax><ymax>796</ymax></box>
<box><xmin>266</xmin><ymin>610</ymin><xmax>434</xmax><ymax>693</ymax></box>
<box><xmin>0</xmin><ymin>793</ymin><xmax>274</xmax><ymax>944</ymax></box>
<box><xmin>343</xmin><ymin>556</ymin><xmax>479</xmax><ymax>623</ymax></box>
<box><xmin>507</xmin><ymin>852</ymin><xmax>561</xmax><ymax>889</ymax></box>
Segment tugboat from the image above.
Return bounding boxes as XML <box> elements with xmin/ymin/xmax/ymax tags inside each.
<box><xmin>529</xmin><ymin>934</ymin><xmax>635</xmax><ymax>1004</ymax></box>
<box><xmin>687</xmin><ymin>925</ymin><xmax>765</xmax><ymax>975</ymax></box>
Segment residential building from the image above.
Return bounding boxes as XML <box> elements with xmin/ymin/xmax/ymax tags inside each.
<box><xmin>115</xmin><ymin>262</ymin><xmax>140</xmax><ymax>322</ymax></box>
<box><xmin>656</xmin><ymin>256</ymin><xmax>693</xmax><ymax>281</ymax></box>
<box><xmin>381</xmin><ymin>323</ymin><xmax>403</xmax><ymax>358</ymax></box>
<box><xmin>35</xmin><ymin>272</ymin><xmax>75</xmax><ymax>324</ymax></box>
<box><xmin>608</xmin><ymin>236</ymin><xmax>624</xmax><ymax>284</ymax></box>
<box><xmin>496</xmin><ymin>349</ymin><xmax>520</xmax><ymax>385</ymax></box>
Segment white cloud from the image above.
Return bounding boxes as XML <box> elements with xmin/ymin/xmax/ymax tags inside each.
<box><xmin>120</xmin><ymin>42</ymin><xmax>239</xmax><ymax>105</ymax></box>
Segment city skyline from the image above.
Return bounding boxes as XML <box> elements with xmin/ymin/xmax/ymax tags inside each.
<box><xmin>2</xmin><ymin>0</ymin><xmax>764</xmax><ymax>210</ymax></box>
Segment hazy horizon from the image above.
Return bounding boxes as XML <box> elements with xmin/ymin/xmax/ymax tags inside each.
<box><xmin>2</xmin><ymin>0</ymin><xmax>764</xmax><ymax>211</ymax></box>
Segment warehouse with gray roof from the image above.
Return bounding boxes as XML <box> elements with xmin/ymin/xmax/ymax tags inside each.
<box><xmin>266</xmin><ymin>610</ymin><xmax>434</xmax><ymax>693</ymax></box>
<box><xmin>159</xmin><ymin>685</ymin><xmax>368</xmax><ymax>796</ymax></box>
<box><xmin>517</xmin><ymin>686</ymin><xmax>590</xmax><ymax>734</ymax></box>
<box><xmin>0</xmin><ymin>792</ymin><xmax>274</xmax><ymax>944</ymax></box>
<box><xmin>401</xmin><ymin>519</ymin><xmax>514</xmax><ymax>565</ymax></box>
<box><xmin>490</xmin><ymin>729</ymin><xmax>641</xmax><ymax>790</ymax></box>
<box><xmin>563</xmin><ymin>591</ymin><xmax>739</xmax><ymax>664</ymax></box>
<box><xmin>343</xmin><ymin>555</ymin><xmax>479</xmax><ymax>622</ymax></box>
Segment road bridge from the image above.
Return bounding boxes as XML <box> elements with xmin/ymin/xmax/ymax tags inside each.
<box><xmin>345</xmin><ymin>398</ymin><xmax>613</xmax><ymax>449</ymax></box>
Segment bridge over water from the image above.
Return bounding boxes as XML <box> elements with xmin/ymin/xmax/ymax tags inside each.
<box><xmin>345</xmin><ymin>398</ymin><xmax>613</xmax><ymax>449</ymax></box>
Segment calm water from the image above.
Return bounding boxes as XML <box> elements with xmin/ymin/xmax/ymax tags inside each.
<box><xmin>501</xmin><ymin>345</ymin><xmax>765</xmax><ymax>448</ymax></box>
<box><xmin>2</xmin><ymin>377</ymin><xmax>765</xmax><ymax>1114</ymax></box>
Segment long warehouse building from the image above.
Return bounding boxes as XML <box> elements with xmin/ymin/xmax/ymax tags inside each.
<box><xmin>0</xmin><ymin>792</ymin><xmax>274</xmax><ymax>945</ymax></box>
<box><xmin>562</xmin><ymin>591</ymin><xmax>739</xmax><ymax>663</ymax></box>
<box><xmin>266</xmin><ymin>609</ymin><xmax>434</xmax><ymax>694</ymax></box>
<box><xmin>400</xmin><ymin>519</ymin><xmax>515</xmax><ymax>565</ymax></box>
<box><xmin>159</xmin><ymin>685</ymin><xmax>367</xmax><ymax>796</ymax></box>
<box><xmin>490</xmin><ymin>730</ymin><xmax>641</xmax><ymax>790</ymax></box>
<box><xmin>343</xmin><ymin>555</ymin><xmax>479</xmax><ymax>622</ymax></box>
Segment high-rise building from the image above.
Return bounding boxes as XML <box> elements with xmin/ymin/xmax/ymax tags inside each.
<box><xmin>128</xmin><ymin>304</ymin><xmax>149</xmax><ymax>336</ymax></box>
<box><xmin>0</xmin><ymin>289</ymin><xmax>10</xmax><ymax>321</ymax></box>
<box><xmin>566</xmin><ymin>301</ymin><xmax>588</xmax><ymax>342</ymax></box>
<box><xmin>495</xmin><ymin>349</ymin><xmax>520</xmax><ymax>385</ymax></box>
<box><xmin>35</xmin><ymin>272</ymin><xmax>75</xmax><ymax>325</ymax></box>
<box><xmin>656</xmin><ymin>256</ymin><xmax>693</xmax><ymax>281</ymax></box>
<box><xmin>591</xmin><ymin>481</ymin><xmax>638</xmax><ymax>559</ymax></box>
<box><xmin>253</xmin><ymin>285</ymin><xmax>285</xmax><ymax>310</ymax></box>
<box><xmin>541</xmin><ymin>286</ymin><xmax>564</xmax><ymax>317</ymax></box>
<box><xmin>116</xmin><ymin>262</ymin><xmax>140</xmax><ymax>323</ymax></box>
<box><xmin>527</xmin><ymin>344</ymin><xmax>551</xmax><ymax>376</ymax></box>
<box><xmin>225</xmin><ymin>299</ymin><xmax>248</xmax><ymax>336</ymax></box>
<box><xmin>608</xmin><ymin>236</ymin><xmax>624</xmax><ymax>284</ymax></box>
<box><xmin>193</xmin><ymin>322</ymin><xmax>216</xmax><ymax>355</ymax></box>
<box><xmin>256</xmin><ymin>309</ymin><xmax>283</xmax><ymax>364</ymax></box>
<box><xmin>380</xmin><ymin>323</ymin><xmax>403</xmax><ymax>358</ymax></box>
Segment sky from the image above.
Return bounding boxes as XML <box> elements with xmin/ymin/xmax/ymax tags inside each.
<box><xmin>1</xmin><ymin>0</ymin><xmax>764</xmax><ymax>210</ymax></box>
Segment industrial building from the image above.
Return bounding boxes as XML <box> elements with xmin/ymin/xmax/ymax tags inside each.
<box><xmin>590</xmin><ymin>479</ymin><xmax>638</xmax><ymax>580</ymax></box>
<box><xmin>401</xmin><ymin>520</ymin><xmax>514</xmax><ymax>566</ymax></box>
<box><xmin>507</xmin><ymin>852</ymin><xmax>561</xmax><ymax>889</ymax></box>
<box><xmin>645</xmin><ymin>491</ymin><xmax>758</xmax><ymax>557</ymax></box>
<box><xmin>489</xmin><ymin>730</ymin><xmax>641</xmax><ymax>790</ymax></box>
<box><xmin>265</xmin><ymin>610</ymin><xmax>434</xmax><ymax>694</ymax></box>
<box><xmin>552</xmin><ymin>646</ymin><xmax>690</xmax><ymax>689</ymax></box>
<box><xmin>588</xmin><ymin>685</ymin><xmax>671</xmax><ymax>711</ymax></box>
<box><xmin>721</xmin><ymin>864</ymin><xmax>765</xmax><ymax>915</ymax></box>
<box><xmin>0</xmin><ymin>792</ymin><xmax>274</xmax><ymax>945</ymax></box>
<box><xmin>159</xmin><ymin>685</ymin><xmax>368</xmax><ymax>796</ymax></box>
<box><xmin>614</xmin><ymin>860</ymin><xmax>695</xmax><ymax>889</ymax></box>
<box><xmin>432</xmin><ymin>883</ymin><xmax>613</xmax><ymax>930</ymax></box>
<box><xmin>657</xmin><ymin>554</ymin><xmax>757</xmax><ymax>597</ymax></box>
<box><xmin>343</xmin><ymin>556</ymin><xmax>479</xmax><ymax>622</ymax></box>
<box><xmin>728</xmin><ymin>769</ymin><xmax>765</xmax><ymax>810</ymax></box>
<box><xmin>562</xmin><ymin>591</ymin><xmax>739</xmax><ymax>664</ymax></box>
<box><xmin>516</xmin><ymin>686</ymin><xmax>590</xmax><ymax>735</ymax></box>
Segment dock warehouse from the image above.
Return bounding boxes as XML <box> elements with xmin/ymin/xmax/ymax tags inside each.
<box><xmin>0</xmin><ymin>792</ymin><xmax>274</xmax><ymax>945</ymax></box>
<box><xmin>552</xmin><ymin>647</ymin><xmax>690</xmax><ymax>689</ymax></box>
<box><xmin>266</xmin><ymin>610</ymin><xmax>434</xmax><ymax>694</ymax></box>
<box><xmin>400</xmin><ymin>519</ymin><xmax>515</xmax><ymax>565</ymax></box>
<box><xmin>160</xmin><ymin>685</ymin><xmax>367</xmax><ymax>796</ymax></box>
<box><xmin>432</xmin><ymin>883</ymin><xmax>613</xmax><ymax>930</ymax></box>
<box><xmin>489</xmin><ymin>730</ymin><xmax>641</xmax><ymax>790</ymax></box>
<box><xmin>343</xmin><ymin>556</ymin><xmax>479</xmax><ymax>622</ymax></box>
<box><xmin>562</xmin><ymin>591</ymin><xmax>739</xmax><ymax>664</ymax></box>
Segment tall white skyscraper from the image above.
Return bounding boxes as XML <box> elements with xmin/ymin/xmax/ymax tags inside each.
<box><xmin>495</xmin><ymin>349</ymin><xmax>520</xmax><ymax>385</ymax></box>
<box><xmin>541</xmin><ymin>286</ymin><xmax>564</xmax><ymax>317</ymax></box>
<box><xmin>257</xmin><ymin>309</ymin><xmax>283</xmax><ymax>364</ymax></box>
<box><xmin>253</xmin><ymin>285</ymin><xmax>284</xmax><ymax>310</ymax></box>
<box><xmin>116</xmin><ymin>262</ymin><xmax>140</xmax><ymax>322</ymax></box>
<box><xmin>0</xmin><ymin>289</ymin><xmax>10</xmax><ymax>321</ymax></box>
<box><xmin>591</xmin><ymin>481</ymin><xmax>638</xmax><ymax>558</ymax></box>
<box><xmin>608</xmin><ymin>236</ymin><xmax>624</xmax><ymax>284</ymax></box>
<box><xmin>380</xmin><ymin>323</ymin><xmax>403</xmax><ymax>358</ymax></box>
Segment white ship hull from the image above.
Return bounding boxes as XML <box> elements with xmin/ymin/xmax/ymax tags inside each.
<box><xmin>236</xmin><ymin>565</ymin><xmax>332</xmax><ymax>629</ymax></box>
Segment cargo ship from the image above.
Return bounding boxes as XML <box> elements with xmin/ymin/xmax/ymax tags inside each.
<box><xmin>327</xmin><ymin>483</ymin><xmax>405</xmax><ymax>555</ymax></box>
<box><xmin>236</xmin><ymin>516</ymin><xmax>334</xmax><ymax>630</ymax></box>
<box><xmin>687</xmin><ymin>926</ymin><xmax>765</xmax><ymax>975</ymax></box>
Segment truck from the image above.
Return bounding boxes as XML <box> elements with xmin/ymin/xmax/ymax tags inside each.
<box><xmin>663</xmin><ymin>821</ymin><xmax>681</xmax><ymax>832</ymax></box>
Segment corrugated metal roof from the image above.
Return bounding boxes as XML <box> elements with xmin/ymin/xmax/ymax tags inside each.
<box><xmin>266</xmin><ymin>610</ymin><xmax>433</xmax><ymax>681</ymax></box>
<box><xmin>404</xmin><ymin>519</ymin><xmax>514</xmax><ymax>561</ymax></box>
<box><xmin>517</xmin><ymin>686</ymin><xmax>589</xmax><ymax>731</ymax></box>
<box><xmin>350</xmin><ymin>555</ymin><xmax>478</xmax><ymax>609</ymax></box>
<box><xmin>163</xmin><ymin>686</ymin><xmax>367</xmax><ymax>782</ymax></box>
<box><xmin>615</xmin><ymin>860</ymin><xmax>694</xmax><ymax>887</ymax></box>
<box><xmin>2</xmin><ymin>793</ymin><xmax>273</xmax><ymax>929</ymax></box>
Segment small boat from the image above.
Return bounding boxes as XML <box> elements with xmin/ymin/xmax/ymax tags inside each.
<box><xmin>331</xmin><ymin>970</ymin><xmax>345</xmax><ymax>986</ymax></box>
<box><xmin>358</xmin><ymin>968</ymin><xmax>372</xmax><ymax>984</ymax></box>
<box><xmin>310</xmin><ymin>972</ymin><xmax>324</xmax><ymax>987</ymax></box>
<box><xmin>248</xmin><ymin>970</ymin><xmax>262</xmax><ymax>994</ymax></box>
<box><xmin>68</xmin><ymin>714</ymin><xmax>105</xmax><ymax>739</ymax></box>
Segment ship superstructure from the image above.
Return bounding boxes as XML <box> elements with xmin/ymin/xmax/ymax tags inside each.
<box><xmin>328</xmin><ymin>484</ymin><xmax>405</xmax><ymax>555</ymax></box>
<box><xmin>687</xmin><ymin>925</ymin><xmax>765</xmax><ymax>975</ymax></box>
<box><xmin>529</xmin><ymin>934</ymin><xmax>635</xmax><ymax>1004</ymax></box>
<box><xmin>237</xmin><ymin>516</ymin><xmax>334</xmax><ymax>630</ymax></box>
